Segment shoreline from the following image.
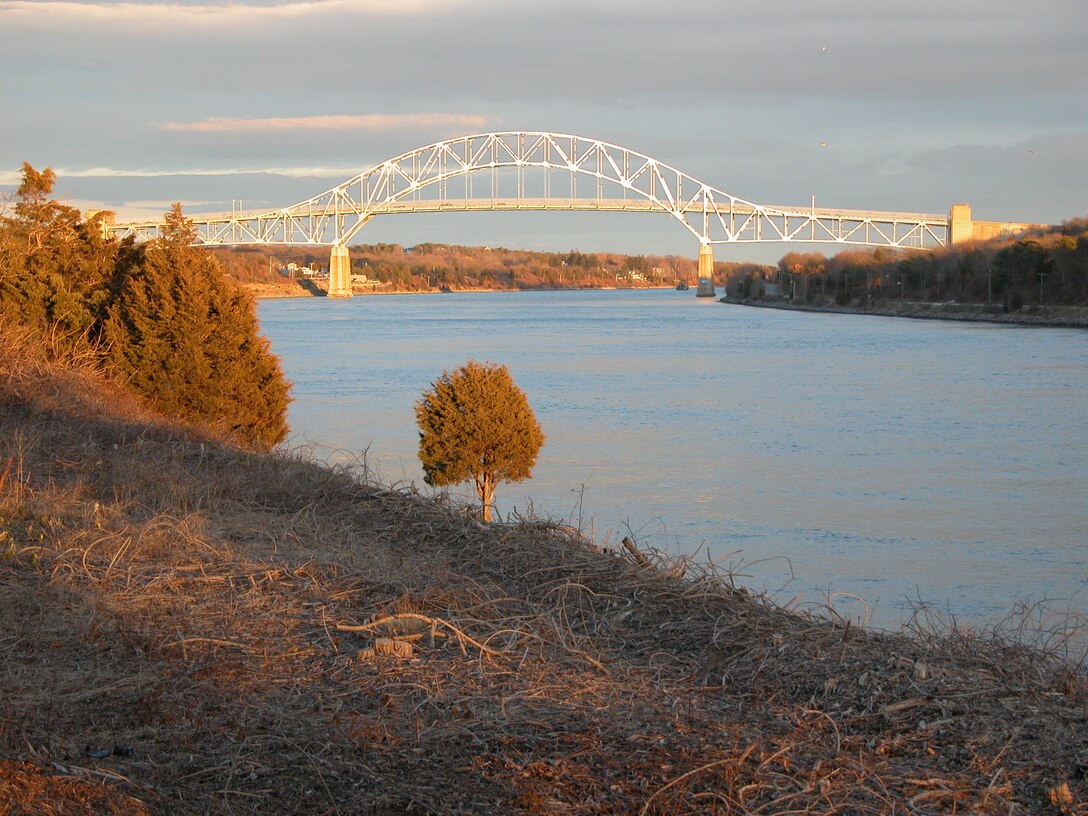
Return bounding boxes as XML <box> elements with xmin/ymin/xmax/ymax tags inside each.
<box><xmin>719</xmin><ymin>296</ymin><xmax>1088</xmax><ymax>329</ymax></box>
<box><xmin>243</xmin><ymin>279</ymin><xmax>679</xmax><ymax>299</ymax></box>
<box><xmin>247</xmin><ymin>278</ymin><xmax>1088</xmax><ymax>329</ymax></box>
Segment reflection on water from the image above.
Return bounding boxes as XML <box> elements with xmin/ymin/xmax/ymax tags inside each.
<box><xmin>259</xmin><ymin>290</ymin><xmax>1088</xmax><ymax>632</ymax></box>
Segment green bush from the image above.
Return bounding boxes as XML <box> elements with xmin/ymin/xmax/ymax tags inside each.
<box><xmin>2</xmin><ymin>168</ymin><xmax>291</xmax><ymax>450</ymax></box>
<box><xmin>102</xmin><ymin>205</ymin><xmax>291</xmax><ymax>449</ymax></box>
<box><xmin>416</xmin><ymin>361</ymin><xmax>544</xmax><ymax>522</ymax></box>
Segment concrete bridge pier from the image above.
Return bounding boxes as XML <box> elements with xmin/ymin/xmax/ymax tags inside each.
<box><xmin>328</xmin><ymin>244</ymin><xmax>353</xmax><ymax>298</ymax></box>
<box><xmin>695</xmin><ymin>244</ymin><xmax>716</xmax><ymax>297</ymax></box>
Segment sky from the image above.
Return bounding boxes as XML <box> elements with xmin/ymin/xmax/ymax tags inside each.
<box><xmin>2</xmin><ymin>0</ymin><xmax>1086</xmax><ymax>262</ymax></box>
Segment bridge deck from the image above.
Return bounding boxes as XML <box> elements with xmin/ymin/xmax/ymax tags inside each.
<box><xmin>114</xmin><ymin>199</ymin><xmax>948</xmax><ymax>232</ymax></box>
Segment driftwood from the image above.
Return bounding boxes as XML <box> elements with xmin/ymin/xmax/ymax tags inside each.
<box><xmin>879</xmin><ymin>695</ymin><xmax>932</xmax><ymax>715</ymax></box>
<box><xmin>1048</xmin><ymin>781</ymin><xmax>1074</xmax><ymax>805</ymax></box>
<box><xmin>621</xmin><ymin>535</ymin><xmax>651</xmax><ymax>568</ymax></box>
<box><xmin>336</xmin><ymin>612</ymin><xmax>504</xmax><ymax>658</ymax></box>
<box><xmin>357</xmin><ymin>637</ymin><xmax>414</xmax><ymax>660</ymax></box>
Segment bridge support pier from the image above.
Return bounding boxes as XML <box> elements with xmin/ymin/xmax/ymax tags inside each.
<box><xmin>695</xmin><ymin>244</ymin><xmax>716</xmax><ymax>297</ymax></box>
<box><xmin>328</xmin><ymin>244</ymin><xmax>353</xmax><ymax>298</ymax></box>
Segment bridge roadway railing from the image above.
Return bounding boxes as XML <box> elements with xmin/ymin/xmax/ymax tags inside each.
<box><xmin>107</xmin><ymin>197</ymin><xmax>949</xmax><ymax>249</ymax></box>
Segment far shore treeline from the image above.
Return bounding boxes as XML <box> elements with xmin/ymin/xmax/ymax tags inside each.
<box><xmin>0</xmin><ymin>164</ymin><xmax>291</xmax><ymax>449</ymax></box>
<box><xmin>214</xmin><ymin>218</ymin><xmax>1088</xmax><ymax>311</ymax></box>
<box><xmin>213</xmin><ymin>242</ymin><xmax>714</xmax><ymax>291</ymax></box>
<box><xmin>748</xmin><ymin>220</ymin><xmax>1088</xmax><ymax>310</ymax></box>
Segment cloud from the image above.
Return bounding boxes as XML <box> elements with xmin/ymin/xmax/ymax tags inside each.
<box><xmin>0</xmin><ymin>0</ymin><xmax>451</xmax><ymax>25</ymax></box>
<box><xmin>5</xmin><ymin>0</ymin><xmax>1084</xmax><ymax>112</ymax></box>
<box><xmin>3</xmin><ymin>0</ymin><xmax>1083</xmax><ymax>239</ymax></box>
<box><xmin>0</xmin><ymin>165</ymin><xmax>364</xmax><ymax>185</ymax></box>
<box><xmin>161</xmin><ymin>113</ymin><xmax>496</xmax><ymax>133</ymax></box>
<box><xmin>64</xmin><ymin>198</ymin><xmax>222</xmax><ymax>220</ymax></box>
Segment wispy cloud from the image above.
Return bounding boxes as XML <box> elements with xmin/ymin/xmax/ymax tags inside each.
<box><xmin>0</xmin><ymin>165</ymin><xmax>366</xmax><ymax>185</ymax></box>
<box><xmin>161</xmin><ymin>113</ymin><xmax>496</xmax><ymax>133</ymax></box>
<box><xmin>0</xmin><ymin>0</ymin><xmax>453</xmax><ymax>25</ymax></box>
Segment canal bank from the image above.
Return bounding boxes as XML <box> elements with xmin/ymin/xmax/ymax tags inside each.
<box><xmin>246</xmin><ymin>278</ymin><xmax>1088</xmax><ymax>329</ymax></box>
<box><xmin>719</xmin><ymin>296</ymin><xmax>1088</xmax><ymax>328</ymax></box>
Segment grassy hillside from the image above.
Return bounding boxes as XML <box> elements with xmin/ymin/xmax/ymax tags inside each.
<box><xmin>2</xmin><ymin>333</ymin><xmax>1086</xmax><ymax>814</ymax></box>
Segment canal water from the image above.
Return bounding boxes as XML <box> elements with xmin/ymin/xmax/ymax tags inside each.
<box><xmin>257</xmin><ymin>289</ymin><xmax>1088</xmax><ymax>635</ymax></box>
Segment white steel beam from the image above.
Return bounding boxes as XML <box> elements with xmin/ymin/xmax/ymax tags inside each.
<box><xmin>107</xmin><ymin>132</ymin><xmax>950</xmax><ymax>250</ymax></box>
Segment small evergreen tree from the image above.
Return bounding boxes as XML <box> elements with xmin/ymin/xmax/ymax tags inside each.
<box><xmin>103</xmin><ymin>204</ymin><xmax>291</xmax><ymax>449</ymax></box>
<box><xmin>0</xmin><ymin>163</ymin><xmax>113</xmax><ymax>355</ymax></box>
<box><xmin>416</xmin><ymin>361</ymin><xmax>544</xmax><ymax>522</ymax></box>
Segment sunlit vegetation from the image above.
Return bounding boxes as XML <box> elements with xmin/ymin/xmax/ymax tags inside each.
<box><xmin>725</xmin><ymin>219</ymin><xmax>1088</xmax><ymax>311</ymax></box>
<box><xmin>0</xmin><ymin>165</ymin><xmax>113</xmax><ymax>359</ymax></box>
<box><xmin>0</xmin><ymin>164</ymin><xmax>290</xmax><ymax>449</ymax></box>
<box><xmin>214</xmin><ymin>242</ymin><xmax>716</xmax><ymax>291</ymax></box>
<box><xmin>416</xmin><ymin>361</ymin><xmax>544</xmax><ymax>522</ymax></box>
<box><xmin>218</xmin><ymin>219</ymin><xmax>1088</xmax><ymax>316</ymax></box>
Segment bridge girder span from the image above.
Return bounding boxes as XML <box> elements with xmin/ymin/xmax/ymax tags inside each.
<box><xmin>107</xmin><ymin>132</ymin><xmax>949</xmax><ymax>250</ymax></box>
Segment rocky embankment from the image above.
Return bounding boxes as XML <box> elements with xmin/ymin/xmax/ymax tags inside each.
<box><xmin>242</xmin><ymin>278</ymin><xmax>326</xmax><ymax>298</ymax></box>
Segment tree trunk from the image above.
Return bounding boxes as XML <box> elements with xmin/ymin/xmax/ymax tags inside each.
<box><xmin>475</xmin><ymin>473</ymin><xmax>496</xmax><ymax>523</ymax></box>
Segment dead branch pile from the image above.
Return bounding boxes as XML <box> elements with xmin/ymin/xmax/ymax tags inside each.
<box><xmin>1</xmin><ymin>340</ymin><xmax>1086</xmax><ymax>814</ymax></box>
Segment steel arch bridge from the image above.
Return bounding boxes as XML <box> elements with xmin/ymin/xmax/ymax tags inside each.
<box><xmin>106</xmin><ymin>131</ymin><xmax>951</xmax><ymax>296</ymax></box>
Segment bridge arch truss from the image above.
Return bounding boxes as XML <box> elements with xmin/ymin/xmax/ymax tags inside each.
<box><xmin>108</xmin><ymin>132</ymin><xmax>949</xmax><ymax>250</ymax></box>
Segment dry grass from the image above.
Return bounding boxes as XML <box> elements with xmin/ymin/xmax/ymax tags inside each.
<box><xmin>1</xmin><ymin>330</ymin><xmax>1086</xmax><ymax>814</ymax></box>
